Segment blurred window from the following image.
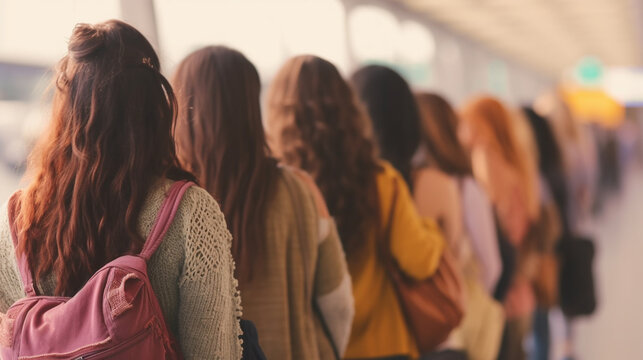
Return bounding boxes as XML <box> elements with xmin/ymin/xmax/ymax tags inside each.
<box><xmin>0</xmin><ymin>0</ymin><xmax>119</xmax><ymax>183</ymax></box>
<box><xmin>155</xmin><ymin>0</ymin><xmax>347</xmax><ymax>79</ymax></box>
<box><xmin>0</xmin><ymin>0</ymin><xmax>121</xmax><ymax>66</ymax></box>
<box><xmin>348</xmin><ymin>5</ymin><xmax>435</xmax><ymax>86</ymax></box>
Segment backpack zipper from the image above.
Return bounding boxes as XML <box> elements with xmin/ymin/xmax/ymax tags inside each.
<box><xmin>67</xmin><ymin>325</ymin><xmax>153</xmax><ymax>360</ymax></box>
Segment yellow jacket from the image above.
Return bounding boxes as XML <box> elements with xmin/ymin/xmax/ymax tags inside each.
<box><xmin>344</xmin><ymin>162</ymin><xmax>446</xmax><ymax>359</ymax></box>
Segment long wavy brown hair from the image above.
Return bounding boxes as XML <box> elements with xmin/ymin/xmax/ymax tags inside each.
<box><xmin>415</xmin><ymin>92</ymin><xmax>472</xmax><ymax>176</ymax></box>
<box><xmin>265</xmin><ymin>55</ymin><xmax>381</xmax><ymax>256</ymax></box>
<box><xmin>172</xmin><ymin>46</ymin><xmax>278</xmax><ymax>283</ymax></box>
<box><xmin>14</xmin><ymin>20</ymin><xmax>191</xmax><ymax>296</ymax></box>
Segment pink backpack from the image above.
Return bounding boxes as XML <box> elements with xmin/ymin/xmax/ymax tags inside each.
<box><xmin>0</xmin><ymin>180</ymin><xmax>193</xmax><ymax>360</ymax></box>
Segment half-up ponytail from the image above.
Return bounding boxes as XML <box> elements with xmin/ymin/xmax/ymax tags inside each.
<box><xmin>16</xmin><ymin>20</ymin><xmax>192</xmax><ymax>296</ymax></box>
<box><xmin>68</xmin><ymin>23</ymin><xmax>108</xmax><ymax>62</ymax></box>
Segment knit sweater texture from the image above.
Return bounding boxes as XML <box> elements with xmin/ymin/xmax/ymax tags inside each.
<box><xmin>0</xmin><ymin>180</ymin><xmax>243</xmax><ymax>359</ymax></box>
<box><xmin>240</xmin><ymin>167</ymin><xmax>354</xmax><ymax>360</ymax></box>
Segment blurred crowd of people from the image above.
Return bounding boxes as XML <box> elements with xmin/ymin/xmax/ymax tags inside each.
<box><xmin>0</xmin><ymin>19</ymin><xmax>635</xmax><ymax>360</ymax></box>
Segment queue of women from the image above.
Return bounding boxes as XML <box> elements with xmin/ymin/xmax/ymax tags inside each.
<box><xmin>0</xmin><ymin>20</ymin><xmax>599</xmax><ymax>360</ymax></box>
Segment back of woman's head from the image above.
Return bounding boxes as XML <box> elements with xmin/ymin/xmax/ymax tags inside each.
<box><xmin>522</xmin><ymin>107</ymin><xmax>564</xmax><ymax>178</ymax></box>
<box><xmin>534</xmin><ymin>90</ymin><xmax>580</xmax><ymax>143</ymax></box>
<box><xmin>16</xmin><ymin>20</ymin><xmax>190</xmax><ymax>296</ymax></box>
<box><xmin>462</xmin><ymin>96</ymin><xmax>539</xmax><ymax>220</ymax></box>
<box><xmin>461</xmin><ymin>96</ymin><xmax>522</xmax><ymax>168</ymax></box>
<box><xmin>351</xmin><ymin>65</ymin><xmax>420</xmax><ymax>187</ymax></box>
<box><xmin>172</xmin><ymin>46</ymin><xmax>278</xmax><ymax>283</ymax></box>
<box><xmin>415</xmin><ymin>92</ymin><xmax>471</xmax><ymax>176</ymax></box>
<box><xmin>266</xmin><ymin>55</ymin><xmax>381</xmax><ymax>256</ymax></box>
<box><xmin>523</xmin><ymin>106</ymin><xmax>569</xmax><ymax>230</ymax></box>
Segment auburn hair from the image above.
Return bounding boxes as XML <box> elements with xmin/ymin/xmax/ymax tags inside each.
<box><xmin>172</xmin><ymin>46</ymin><xmax>279</xmax><ymax>283</ymax></box>
<box><xmin>265</xmin><ymin>55</ymin><xmax>381</xmax><ymax>256</ymax></box>
<box><xmin>15</xmin><ymin>20</ymin><xmax>192</xmax><ymax>296</ymax></box>
<box><xmin>461</xmin><ymin>96</ymin><xmax>539</xmax><ymax>220</ymax></box>
<box><xmin>415</xmin><ymin>92</ymin><xmax>472</xmax><ymax>176</ymax></box>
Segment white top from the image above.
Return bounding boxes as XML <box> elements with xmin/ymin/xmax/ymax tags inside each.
<box><xmin>460</xmin><ymin>176</ymin><xmax>502</xmax><ymax>294</ymax></box>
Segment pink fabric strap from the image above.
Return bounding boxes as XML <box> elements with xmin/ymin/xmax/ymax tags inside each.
<box><xmin>139</xmin><ymin>180</ymin><xmax>194</xmax><ymax>260</ymax></box>
<box><xmin>7</xmin><ymin>191</ymin><xmax>37</xmax><ymax>296</ymax></box>
<box><xmin>7</xmin><ymin>180</ymin><xmax>193</xmax><ymax>297</ymax></box>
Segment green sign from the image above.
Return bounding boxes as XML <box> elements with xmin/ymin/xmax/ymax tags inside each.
<box><xmin>575</xmin><ymin>56</ymin><xmax>603</xmax><ymax>85</ymax></box>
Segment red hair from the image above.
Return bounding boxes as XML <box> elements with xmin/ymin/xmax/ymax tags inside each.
<box><xmin>15</xmin><ymin>20</ymin><xmax>192</xmax><ymax>296</ymax></box>
<box><xmin>461</xmin><ymin>96</ymin><xmax>539</xmax><ymax>221</ymax></box>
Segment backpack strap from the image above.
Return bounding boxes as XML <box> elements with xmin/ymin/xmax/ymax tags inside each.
<box><xmin>139</xmin><ymin>180</ymin><xmax>194</xmax><ymax>260</ymax></box>
<box><xmin>7</xmin><ymin>191</ymin><xmax>38</xmax><ymax>297</ymax></box>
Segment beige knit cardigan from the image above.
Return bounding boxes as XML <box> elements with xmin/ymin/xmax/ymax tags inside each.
<box><xmin>240</xmin><ymin>167</ymin><xmax>354</xmax><ymax>360</ymax></box>
<box><xmin>0</xmin><ymin>180</ymin><xmax>243</xmax><ymax>359</ymax></box>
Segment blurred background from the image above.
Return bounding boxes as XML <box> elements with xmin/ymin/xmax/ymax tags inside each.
<box><xmin>1</xmin><ymin>0</ymin><xmax>643</xmax><ymax>358</ymax></box>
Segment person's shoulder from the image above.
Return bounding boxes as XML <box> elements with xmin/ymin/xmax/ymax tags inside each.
<box><xmin>277</xmin><ymin>165</ymin><xmax>303</xmax><ymax>186</ymax></box>
<box><xmin>414</xmin><ymin>167</ymin><xmax>455</xmax><ymax>187</ymax></box>
<box><xmin>274</xmin><ymin>166</ymin><xmax>330</xmax><ymax>218</ymax></box>
<box><xmin>275</xmin><ymin>165</ymin><xmax>316</xmax><ymax>194</ymax></box>
<box><xmin>415</xmin><ymin>168</ymin><xmax>460</xmax><ymax>204</ymax></box>
<box><xmin>0</xmin><ymin>197</ymin><xmax>11</xmax><ymax>245</ymax></box>
<box><xmin>182</xmin><ymin>183</ymin><xmax>223</xmax><ymax>216</ymax></box>
<box><xmin>184</xmin><ymin>183</ymin><xmax>217</xmax><ymax>203</ymax></box>
<box><xmin>376</xmin><ymin>160</ymin><xmax>404</xmax><ymax>184</ymax></box>
<box><xmin>168</xmin><ymin>182</ymin><xmax>232</xmax><ymax>249</ymax></box>
<box><xmin>148</xmin><ymin>179</ymin><xmax>223</xmax><ymax>223</ymax></box>
<box><xmin>0</xmin><ymin>197</ymin><xmax>9</xmax><ymax>222</ymax></box>
<box><xmin>0</xmin><ymin>190</ymin><xmax>24</xmax><ymax>245</ymax></box>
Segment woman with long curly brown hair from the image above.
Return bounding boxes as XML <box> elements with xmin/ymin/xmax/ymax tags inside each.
<box><xmin>172</xmin><ymin>46</ymin><xmax>354</xmax><ymax>360</ymax></box>
<box><xmin>0</xmin><ymin>20</ymin><xmax>242</xmax><ymax>359</ymax></box>
<box><xmin>266</xmin><ymin>55</ymin><xmax>445</xmax><ymax>359</ymax></box>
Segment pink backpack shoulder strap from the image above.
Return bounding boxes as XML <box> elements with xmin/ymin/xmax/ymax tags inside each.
<box><xmin>139</xmin><ymin>180</ymin><xmax>194</xmax><ymax>260</ymax></box>
<box><xmin>6</xmin><ymin>181</ymin><xmax>193</xmax><ymax>296</ymax></box>
<box><xmin>7</xmin><ymin>191</ymin><xmax>37</xmax><ymax>296</ymax></box>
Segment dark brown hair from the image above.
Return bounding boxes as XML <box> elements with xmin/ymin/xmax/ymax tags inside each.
<box><xmin>15</xmin><ymin>20</ymin><xmax>191</xmax><ymax>296</ymax></box>
<box><xmin>351</xmin><ymin>65</ymin><xmax>420</xmax><ymax>187</ymax></box>
<box><xmin>172</xmin><ymin>46</ymin><xmax>278</xmax><ymax>283</ymax></box>
<box><xmin>415</xmin><ymin>92</ymin><xmax>472</xmax><ymax>176</ymax></box>
<box><xmin>266</xmin><ymin>55</ymin><xmax>381</xmax><ymax>256</ymax></box>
